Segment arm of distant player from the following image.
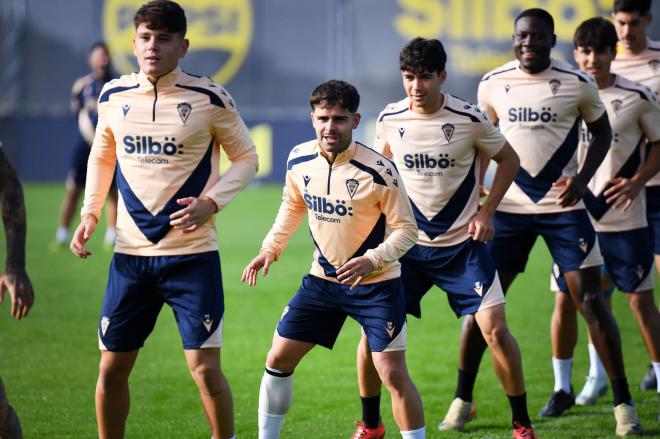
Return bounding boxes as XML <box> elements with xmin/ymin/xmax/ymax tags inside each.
<box><xmin>0</xmin><ymin>147</ymin><xmax>34</xmax><ymax>319</ymax></box>
<box><xmin>469</xmin><ymin>141</ymin><xmax>519</xmax><ymax>242</ymax></box>
<box><xmin>605</xmin><ymin>140</ymin><xmax>660</xmax><ymax>211</ymax></box>
<box><xmin>555</xmin><ymin>112</ymin><xmax>611</xmax><ymax>207</ymax></box>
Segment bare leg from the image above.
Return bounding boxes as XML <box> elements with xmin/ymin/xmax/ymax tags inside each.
<box><xmin>185</xmin><ymin>348</ymin><xmax>234</xmax><ymax>439</ymax></box>
<box><xmin>626</xmin><ymin>289</ymin><xmax>660</xmax><ymax>362</ymax></box>
<box><xmin>0</xmin><ymin>377</ymin><xmax>22</xmax><ymax>439</ymax></box>
<box><xmin>357</xmin><ymin>331</ymin><xmax>382</xmax><ymax>398</ymax></box>
<box><xmin>96</xmin><ymin>350</ymin><xmax>139</xmax><ymax>439</ymax></box>
<box><xmin>55</xmin><ymin>183</ymin><xmax>82</xmax><ymax>241</ymax></box>
<box><xmin>551</xmin><ymin>292</ymin><xmax>577</xmax><ymax>359</ymax></box>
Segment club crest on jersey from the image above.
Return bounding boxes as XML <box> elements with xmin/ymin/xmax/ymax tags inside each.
<box><xmin>101</xmin><ymin>316</ymin><xmax>110</xmax><ymax>336</ymax></box>
<box><xmin>398</xmin><ymin>127</ymin><xmax>405</xmax><ymax>138</ymax></box>
<box><xmin>442</xmin><ymin>123</ymin><xmax>455</xmax><ymax>142</ymax></box>
<box><xmin>121</xmin><ymin>104</ymin><xmax>131</xmax><ymax>119</ymax></box>
<box><xmin>578</xmin><ymin>237</ymin><xmax>588</xmax><ymax>253</ymax></box>
<box><xmin>303</xmin><ymin>175</ymin><xmax>311</xmax><ymax>188</ymax></box>
<box><xmin>649</xmin><ymin>59</ymin><xmax>659</xmax><ymax>73</ymax></box>
<box><xmin>203</xmin><ymin>314</ymin><xmax>213</xmax><ymax>333</ymax></box>
<box><xmin>177</xmin><ymin>102</ymin><xmax>192</xmax><ymax>124</ymax></box>
<box><xmin>504</xmin><ymin>84</ymin><xmax>511</xmax><ymax>94</ymax></box>
<box><xmin>549</xmin><ymin>79</ymin><xmax>561</xmax><ymax>95</ymax></box>
<box><xmin>385</xmin><ymin>321</ymin><xmax>395</xmax><ymax>338</ymax></box>
<box><xmin>611</xmin><ymin>99</ymin><xmax>623</xmax><ymax>114</ymax></box>
<box><xmin>473</xmin><ymin>281</ymin><xmax>484</xmax><ymax>296</ymax></box>
<box><xmin>346</xmin><ymin>178</ymin><xmax>359</xmax><ymax>199</ymax></box>
<box><xmin>636</xmin><ymin>265</ymin><xmax>645</xmax><ymax>280</ymax></box>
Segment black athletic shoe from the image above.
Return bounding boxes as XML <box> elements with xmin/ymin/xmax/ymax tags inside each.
<box><xmin>539</xmin><ymin>388</ymin><xmax>575</xmax><ymax>417</ymax></box>
<box><xmin>640</xmin><ymin>364</ymin><xmax>657</xmax><ymax>391</ymax></box>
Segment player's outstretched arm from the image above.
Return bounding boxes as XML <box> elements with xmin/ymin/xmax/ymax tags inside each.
<box><xmin>70</xmin><ymin>214</ymin><xmax>98</xmax><ymax>258</ymax></box>
<box><xmin>605</xmin><ymin>139</ymin><xmax>660</xmax><ymax>211</ymax></box>
<box><xmin>241</xmin><ymin>250</ymin><xmax>276</xmax><ymax>286</ymax></box>
<box><xmin>0</xmin><ymin>148</ymin><xmax>34</xmax><ymax>320</ymax></box>
<box><xmin>556</xmin><ymin>112</ymin><xmax>611</xmax><ymax>207</ymax></box>
<box><xmin>169</xmin><ymin>196</ymin><xmax>218</xmax><ymax>233</ymax></box>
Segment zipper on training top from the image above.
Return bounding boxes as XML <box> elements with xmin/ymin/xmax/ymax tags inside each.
<box><xmin>151</xmin><ymin>79</ymin><xmax>159</xmax><ymax>122</ymax></box>
<box><xmin>326</xmin><ymin>164</ymin><xmax>333</xmax><ymax>195</ymax></box>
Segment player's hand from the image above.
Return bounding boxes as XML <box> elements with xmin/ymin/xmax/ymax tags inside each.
<box><xmin>468</xmin><ymin>207</ymin><xmax>494</xmax><ymax>242</ymax></box>
<box><xmin>0</xmin><ymin>269</ymin><xmax>34</xmax><ymax>319</ymax></box>
<box><xmin>70</xmin><ymin>214</ymin><xmax>98</xmax><ymax>258</ymax></box>
<box><xmin>336</xmin><ymin>256</ymin><xmax>374</xmax><ymax>290</ymax></box>
<box><xmin>604</xmin><ymin>177</ymin><xmax>642</xmax><ymax>212</ymax></box>
<box><xmin>169</xmin><ymin>197</ymin><xmax>218</xmax><ymax>233</ymax></box>
<box><xmin>554</xmin><ymin>176</ymin><xmax>587</xmax><ymax>207</ymax></box>
<box><xmin>241</xmin><ymin>250</ymin><xmax>276</xmax><ymax>286</ymax></box>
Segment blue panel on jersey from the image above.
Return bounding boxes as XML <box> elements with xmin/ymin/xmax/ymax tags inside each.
<box><xmin>411</xmin><ymin>157</ymin><xmax>476</xmax><ymax>240</ymax></box>
<box><xmin>614</xmin><ymin>84</ymin><xmax>651</xmax><ymax>102</ymax></box>
<box><xmin>287</xmin><ymin>152</ymin><xmax>318</xmax><ymax>170</ymax></box>
<box><xmin>445</xmin><ymin>106</ymin><xmax>480</xmax><ymax>123</ymax></box>
<box><xmin>349</xmin><ymin>160</ymin><xmax>387</xmax><ymax>186</ymax></box>
<box><xmin>378</xmin><ymin>108</ymin><xmax>409</xmax><ymax>122</ymax></box>
<box><xmin>551</xmin><ymin>67</ymin><xmax>588</xmax><ymax>83</ymax></box>
<box><xmin>99</xmin><ymin>84</ymin><xmax>139</xmax><ymax>103</ymax></box>
<box><xmin>175</xmin><ymin>84</ymin><xmax>225</xmax><ymax>108</ymax></box>
<box><xmin>482</xmin><ymin>67</ymin><xmax>516</xmax><ymax>81</ymax></box>
<box><xmin>515</xmin><ymin>118</ymin><xmax>579</xmax><ymax>203</ymax></box>
<box><xmin>583</xmin><ymin>136</ymin><xmax>643</xmax><ymax>220</ymax></box>
<box><xmin>116</xmin><ymin>139</ymin><xmax>213</xmax><ymax>243</ymax></box>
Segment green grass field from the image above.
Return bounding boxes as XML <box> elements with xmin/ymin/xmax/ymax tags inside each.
<box><xmin>0</xmin><ymin>183</ymin><xmax>658</xmax><ymax>438</ymax></box>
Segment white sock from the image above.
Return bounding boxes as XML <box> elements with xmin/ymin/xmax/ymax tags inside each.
<box><xmin>104</xmin><ymin>227</ymin><xmax>116</xmax><ymax>245</ymax></box>
<box><xmin>55</xmin><ymin>226</ymin><xmax>68</xmax><ymax>244</ymax></box>
<box><xmin>652</xmin><ymin>362</ymin><xmax>660</xmax><ymax>393</ymax></box>
<box><xmin>258</xmin><ymin>367</ymin><xmax>293</xmax><ymax>439</ymax></box>
<box><xmin>552</xmin><ymin>357</ymin><xmax>572</xmax><ymax>392</ymax></box>
<box><xmin>400</xmin><ymin>426</ymin><xmax>426</xmax><ymax>438</ymax></box>
<box><xmin>588</xmin><ymin>343</ymin><xmax>606</xmax><ymax>379</ymax></box>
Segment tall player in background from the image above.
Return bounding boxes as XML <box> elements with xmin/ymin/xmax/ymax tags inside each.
<box><xmin>453</xmin><ymin>8</ymin><xmax>642</xmax><ymax>436</ymax></box>
<box><xmin>609</xmin><ymin>0</ymin><xmax>660</xmax><ymax>394</ymax></box>
<box><xmin>53</xmin><ymin>42</ymin><xmax>118</xmax><ymax>249</ymax></box>
<box><xmin>69</xmin><ymin>2</ymin><xmax>258</xmax><ymax>438</ymax></box>
<box><xmin>0</xmin><ymin>141</ymin><xmax>36</xmax><ymax>437</ymax></box>
<box><xmin>350</xmin><ymin>37</ymin><xmax>535</xmax><ymax>439</ymax></box>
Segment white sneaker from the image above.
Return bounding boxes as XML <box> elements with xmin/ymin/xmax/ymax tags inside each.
<box><xmin>576</xmin><ymin>375</ymin><xmax>608</xmax><ymax>406</ymax></box>
<box><xmin>613</xmin><ymin>403</ymin><xmax>643</xmax><ymax>437</ymax></box>
<box><xmin>438</xmin><ymin>397</ymin><xmax>477</xmax><ymax>431</ymax></box>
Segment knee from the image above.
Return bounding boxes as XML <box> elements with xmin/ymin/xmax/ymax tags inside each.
<box><xmin>266</xmin><ymin>349</ymin><xmax>295</xmax><ymax>374</ymax></box>
<box><xmin>189</xmin><ymin>360</ymin><xmax>222</xmax><ymax>389</ymax></box>
<box><xmin>482</xmin><ymin>323</ymin><xmax>509</xmax><ymax>349</ymax></box>
<box><xmin>98</xmin><ymin>361</ymin><xmax>131</xmax><ymax>387</ymax></box>
<box><xmin>377</xmin><ymin>363</ymin><xmax>409</xmax><ymax>393</ymax></box>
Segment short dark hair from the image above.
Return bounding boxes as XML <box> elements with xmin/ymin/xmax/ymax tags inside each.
<box><xmin>88</xmin><ymin>41</ymin><xmax>108</xmax><ymax>55</ymax></box>
<box><xmin>309</xmin><ymin>80</ymin><xmax>360</xmax><ymax>113</ymax></box>
<box><xmin>134</xmin><ymin>0</ymin><xmax>187</xmax><ymax>36</ymax></box>
<box><xmin>613</xmin><ymin>0</ymin><xmax>652</xmax><ymax>14</ymax></box>
<box><xmin>515</xmin><ymin>8</ymin><xmax>555</xmax><ymax>33</ymax></box>
<box><xmin>574</xmin><ymin>17</ymin><xmax>619</xmax><ymax>53</ymax></box>
<box><xmin>399</xmin><ymin>37</ymin><xmax>447</xmax><ymax>73</ymax></box>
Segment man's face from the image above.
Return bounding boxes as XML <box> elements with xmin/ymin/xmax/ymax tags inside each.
<box><xmin>401</xmin><ymin>69</ymin><xmax>446</xmax><ymax>113</ymax></box>
<box><xmin>513</xmin><ymin>16</ymin><xmax>556</xmax><ymax>73</ymax></box>
<box><xmin>573</xmin><ymin>45</ymin><xmax>615</xmax><ymax>84</ymax></box>
<box><xmin>612</xmin><ymin>11</ymin><xmax>651</xmax><ymax>53</ymax></box>
<box><xmin>133</xmin><ymin>22</ymin><xmax>189</xmax><ymax>80</ymax></box>
<box><xmin>88</xmin><ymin>46</ymin><xmax>110</xmax><ymax>73</ymax></box>
<box><xmin>311</xmin><ymin>104</ymin><xmax>360</xmax><ymax>156</ymax></box>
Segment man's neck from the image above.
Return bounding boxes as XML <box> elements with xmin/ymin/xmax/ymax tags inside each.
<box><xmin>596</xmin><ymin>73</ymin><xmax>616</xmax><ymax>89</ymax></box>
<box><xmin>622</xmin><ymin>38</ymin><xmax>648</xmax><ymax>56</ymax></box>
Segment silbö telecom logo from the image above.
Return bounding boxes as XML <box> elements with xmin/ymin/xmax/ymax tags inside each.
<box><xmin>304</xmin><ymin>193</ymin><xmax>353</xmax><ymax>224</ymax></box>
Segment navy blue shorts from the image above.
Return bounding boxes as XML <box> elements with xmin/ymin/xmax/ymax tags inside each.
<box><xmin>400</xmin><ymin>240</ymin><xmax>505</xmax><ymax>318</ymax></box>
<box><xmin>68</xmin><ymin>137</ymin><xmax>90</xmax><ymax>187</ymax></box>
<box><xmin>550</xmin><ymin>263</ymin><xmax>616</xmax><ymax>298</ymax></box>
<box><xmin>646</xmin><ymin>185</ymin><xmax>660</xmax><ymax>255</ymax></box>
<box><xmin>276</xmin><ymin>274</ymin><xmax>407</xmax><ymax>353</ymax></box>
<box><xmin>489</xmin><ymin>210</ymin><xmax>602</xmax><ymax>274</ymax></box>
<box><xmin>99</xmin><ymin>251</ymin><xmax>224</xmax><ymax>351</ymax></box>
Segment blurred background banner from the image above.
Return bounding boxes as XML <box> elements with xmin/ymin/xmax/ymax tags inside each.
<box><xmin>1</xmin><ymin>0</ymin><xmax>658</xmax><ymax>183</ymax></box>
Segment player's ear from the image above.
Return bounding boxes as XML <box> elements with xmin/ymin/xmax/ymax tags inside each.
<box><xmin>572</xmin><ymin>49</ymin><xmax>579</xmax><ymax>64</ymax></box>
<box><xmin>352</xmin><ymin>112</ymin><xmax>361</xmax><ymax>129</ymax></box>
<box><xmin>179</xmin><ymin>38</ymin><xmax>190</xmax><ymax>58</ymax></box>
<box><xmin>551</xmin><ymin>33</ymin><xmax>557</xmax><ymax>48</ymax></box>
<box><xmin>439</xmin><ymin>70</ymin><xmax>448</xmax><ymax>84</ymax></box>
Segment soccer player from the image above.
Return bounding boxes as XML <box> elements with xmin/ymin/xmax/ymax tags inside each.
<box><xmin>453</xmin><ymin>8</ymin><xmax>643</xmax><ymax>436</ymax></box>
<box><xmin>609</xmin><ymin>0</ymin><xmax>660</xmax><ymax>394</ymax></box>
<box><xmin>53</xmin><ymin>42</ymin><xmax>118</xmax><ymax>249</ymax></box>
<box><xmin>242</xmin><ymin>80</ymin><xmax>426</xmax><ymax>439</ymax></box>
<box><xmin>0</xmin><ymin>141</ymin><xmax>36</xmax><ymax>437</ymax></box>
<box><xmin>69</xmin><ymin>2</ymin><xmax>258</xmax><ymax>438</ymax></box>
<box><xmin>350</xmin><ymin>37</ymin><xmax>535</xmax><ymax>439</ymax></box>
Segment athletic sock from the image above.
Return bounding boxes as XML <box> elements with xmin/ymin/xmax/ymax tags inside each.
<box><xmin>652</xmin><ymin>362</ymin><xmax>660</xmax><ymax>393</ymax></box>
<box><xmin>454</xmin><ymin>369</ymin><xmax>477</xmax><ymax>402</ymax></box>
<box><xmin>588</xmin><ymin>343</ymin><xmax>606</xmax><ymax>378</ymax></box>
<box><xmin>611</xmin><ymin>377</ymin><xmax>632</xmax><ymax>406</ymax></box>
<box><xmin>258</xmin><ymin>367</ymin><xmax>293</xmax><ymax>439</ymax></box>
<box><xmin>552</xmin><ymin>357</ymin><xmax>573</xmax><ymax>392</ymax></box>
<box><xmin>55</xmin><ymin>226</ymin><xmax>68</xmax><ymax>244</ymax></box>
<box><xmin>400</xmin><ymin>426</ymin><xmax>425</xmax><ymax>438</ymax></box>
<box><xmin>360</xmin><ymin>393</ymin><xmax>381</xmax><ymax>428</ymax></box>
<box><xmin>507</xmin><ymin>392</ymin><xmax>532</xmax><ymax>428</ymax></box>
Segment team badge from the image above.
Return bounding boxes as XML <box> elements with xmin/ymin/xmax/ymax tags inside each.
<box><xmin>636</xmin><ymin>265</ymin><xmax>645</xmax><ymax>280</ymax></box>
<box><xmin>442</xmin><ymin>123</ymin><xmax>455</xmax><ymax>142</ymax></box>
<box><xmin>177</xmin><ymin>102</ymin><xmax>192</xmax><ymax>124</ymax></box>
<box><xmin>611</xmin><ymin>99</ymin><xmax>623</xmax><ymax>114</ymax></box>
<box><xmin>578</xmin><ymin>237</ymin><xmax>588</xmax><ymax>253</ymax></box>
<box><xmin>385</xmin><ymin>322</ymin><xmax>395</xmax><ymax>338</ymax></box>
<box><xmin>398</xmin><ymin>127</ymin><xmax>405</xmax><ymax>138</ymax></box>
<box><xmin>121</xmin><ymin>104</ymin><xmax>131</xmax><ymax>119</ymax></box>
<box><xmin>473</xmin><ymin>281</ymin><xmax>483</xmax><ymax>296</ymax></box>
<box><xmin>203</xmin><ymin>314</ymin><xmax>213</xmax><ymax>333</ymax></box>
<box><xmin>101</xmin><ymin>316</ymin><xmax>110</xmax><ymax>336</ymax></box>
<box><xmin>549</xmin><ymin>79</ymin><xmax>561</xmax><ymax>95</ymax></box>
<box><xmin>303</xmin><ymin>175</ymin><xmax>311</xmax><ymax>188</ymax></box>
<box><xmin>504</xmin><ymin>84</ymin><xmax>511</xmax><ymax>94</ymax></box>
<box><xmin>346</xmin><ymin>178</ymin><xmax>359</xmax><ymax>199</ymax></box>
<box><xmin>649</xmin><ymin>59</ymin><xmax>659</xmax><ymax>73</ymax></box>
